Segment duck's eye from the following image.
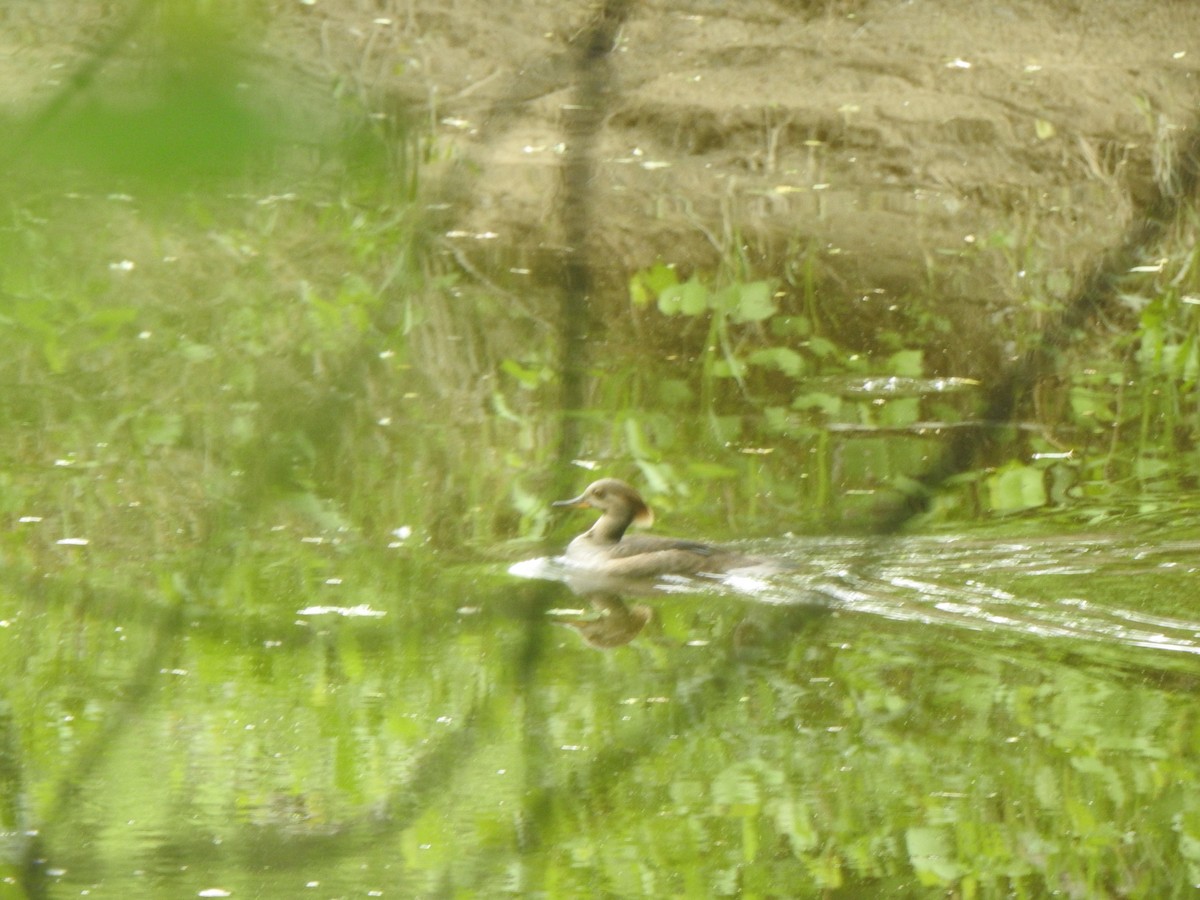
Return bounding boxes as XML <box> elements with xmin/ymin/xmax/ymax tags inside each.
<box><xmin>593</xmin><ymin>488</ymin><xmax>606</xmax><ymax>499</ymax></box>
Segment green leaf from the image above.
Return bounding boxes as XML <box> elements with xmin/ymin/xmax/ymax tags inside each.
<box><xmin>708</xmin><ymin>414</ymin><xmax>743</xmax><ymax>443</ymax></box>
<box><xmin>657</xmin><ymin>285</ymin><xmax>682</xmax><ymax>315</ymax></box>
<box><xmin>730</xmin><ymin>281</ymin><xmax>777</xmax><ymax>323</ymax></box>
<box><xmin>986</xmin><ymin>462</ymin><xmax>1047</xmax><ymax>512</ymax></box>
<box><xmin>712</xmin><ymin>761</ymin><xmax>764</xmax><ymax>810</ymax></box>
<box><xmin>634</xmin><ymin>459</ymin><xmax>673</xmax><ymax>494</ymax></box>
<box><xmin>1135</xmin><ymin>456</ymin><xmax>1170</xmax><ymax>479</ymax></box>
<box><xmin>748</xmin><ymin>347</ymin><xmax>806</xmax><ymax>377</ymax></box>
<box><xmin>629</xmin><ymin>262</ymin><xmax>679</xmax><ymax>306</ymax></box>
<box><xmin>658</xmin><ymin>278</ymin><xmax>708</xmax><ymax>317</ymax></box>
<box><xmin>1069</xmin><ymin>385</ymin><xmax>1113</xmax><ymax>423</ymax></box>
<box><xmin>878</xmin><ymin>397</ymin><xmax>920</xmax><ymax>427</ymax></box>
<box><xmin>680</xmin><ymin>278</ymin><xmax>709</xmax><ymax>315</ymax></box>
<box><xmin>806</xmin><ymin>336</ymin><xmax>840</xmax><ymax>359</ymax></box>
<box><xmin>793</xmin><ymin>392</ymin><xmax>841</xmax><ymax>415</ymax></box>
<box><xmin>888</xmin><ymin>349</ymin><xmax>924</xmax><ymax>377</ymax></box>
<box><xmin>1046</xmin><ymin>268</ymin><xmax>1072</xmax><ymax>298</ymax></box>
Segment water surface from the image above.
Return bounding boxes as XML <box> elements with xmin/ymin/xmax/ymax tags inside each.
<box><xmin>9</xmin><ymin>522</ymin><xmax>1197</xmax><ymax>897</ymax></box>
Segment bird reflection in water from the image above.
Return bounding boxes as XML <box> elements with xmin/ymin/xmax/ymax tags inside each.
<box><xmin>549</xmin><ymin>593</ymin><xmax>654</xmax><ymax>649</ymax></box>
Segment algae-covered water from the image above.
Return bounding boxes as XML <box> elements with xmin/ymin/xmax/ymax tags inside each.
<box><xmin>6</xmin><ymin>497</ymin><xmax>1200</xmax><ymax>897</ymax></box>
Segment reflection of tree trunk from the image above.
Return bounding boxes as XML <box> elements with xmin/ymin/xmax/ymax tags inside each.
<box><xmin>883</xmin><ymin>122</ymin><xmax>1200</xmax><ymax>532</ymax></box>
<box><xmin>556</xmin><ymin>1</ymin><xmax>632</xmax><ymax>482</ymax></box>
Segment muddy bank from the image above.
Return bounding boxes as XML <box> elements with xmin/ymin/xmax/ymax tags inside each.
<box><xmin>5</xmin><ymin>1</ymin><xmax>1199</xmax><ymax>373</ymax></box>
<box><xmin>384</xmin><ymin>0</ymin><xmax>1198</xmax><ymax>371</ymax></box>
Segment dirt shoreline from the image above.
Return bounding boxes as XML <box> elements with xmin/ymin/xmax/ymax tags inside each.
<box><xmin>416</xmin><ymin>0</ymin><xmax>1198</xmax><ymax>370</ymax></box>
<box><xmin>5</xmin><ymin>1</ymin><xmax>1199</xmax><ymax>373</ymax></box>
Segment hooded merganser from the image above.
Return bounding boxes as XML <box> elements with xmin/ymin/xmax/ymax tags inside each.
<box><xmin>553</xmin><ymin>478</ymin><xmax>772</xmax><ymax>578</ymax></box>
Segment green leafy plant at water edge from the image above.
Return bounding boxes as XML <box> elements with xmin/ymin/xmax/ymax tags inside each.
<box><xmin>624</xmin><ymin>262</ymin><xmax>984</xmax><ymax>525</ymax></box>
<box><xmin>631</xmin><ymin>262</ymin><xmax>779</xmax><ymax>390</ymax></box>
<box><xmin>623</xmin><ymin>217</ymin><xmax>1200</xmax><ymax>526</ymax></box>
<box><xmin>1034</xmin><ymin>230</ymin><xmax>1200</xmax><ymax>509</ymax></box>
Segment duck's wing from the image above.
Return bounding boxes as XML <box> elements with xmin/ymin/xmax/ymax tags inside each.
<box><xmin>592</xmin><ymin>535</ymin><xmax>730</xmax><ymax>578</ymax></box>
<box><xmin>603</xmin><ymin>535</ymin><xmax>783</xmax><ymax>578</ymax></box>
<box><xmin>606</xmin><ymin>534</ymin><xmax>716</xmax><ymax>559</ymax></box>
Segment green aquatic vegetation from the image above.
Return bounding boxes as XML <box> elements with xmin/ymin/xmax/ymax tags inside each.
<box><xmin>616</xmin><ymin>202</ymin><xmax>1200</xmax><ymax>526</ymax></box>
<box><xmin>630</xmin><ymin>262</ymin><xmax>779</xmax><ymax>411</ymax></box>
<box><xmin>1034</xmin><ymin>230</ymin><xmax>1200</xmax><ymax>507</ymax></box>
<box><xmin>623</xmin><ymin>261</ymin><xmax>997</xmax><ymax>523</ymax></box>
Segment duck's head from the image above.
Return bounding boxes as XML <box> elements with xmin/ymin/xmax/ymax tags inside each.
<box><xmin>553</xmin><ymin>478</ymin><xmax>655</xmax><ymax>528</ymax></box>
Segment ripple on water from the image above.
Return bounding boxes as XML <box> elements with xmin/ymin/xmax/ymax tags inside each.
<box><xmin>787</xmin><ymin>534</ymin><xmax>1200</xmax><ymax>665</ymax></box>
<box><xmin>511</xmin><ymin>532</ymin><xmax>1200</xmax><ymax>667</ymax></box>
